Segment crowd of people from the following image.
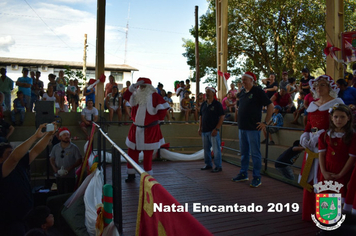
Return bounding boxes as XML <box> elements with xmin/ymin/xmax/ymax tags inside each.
<box><xmin>3</xmin><ymin>64</ymin><xmax>356</xmax><ymax>235</ymax></box>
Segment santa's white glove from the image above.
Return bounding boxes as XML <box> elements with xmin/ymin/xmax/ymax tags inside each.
<box><xmin>129</xmin><ymin>80</ymin><xmax>145</xmax><ymax>92</ymax></box>
<box><xmin>309</xmin><ymin>129</ymin><xmax>324</xmax><ymax>153</ymax></box>
<box><xmin>300</xmin><ymin>132</ymin><xmax>310</xmax><ymax>149</ymax></box>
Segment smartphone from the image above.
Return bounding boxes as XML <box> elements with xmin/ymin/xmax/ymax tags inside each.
<box><xmin>46</xmin><ymin>123</ymin><xmax>54</xmax><ymax>132</ymax></box>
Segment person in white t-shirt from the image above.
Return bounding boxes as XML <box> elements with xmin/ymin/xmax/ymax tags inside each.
<box><xmin>176</xmin><ymin>80</ymin><xmax>186</xmax><ymax>109</ymax></box>
<box><xmin>80</xmin><ymin>99</ymin><xmax>98</xmax><ymax>139</ymax></box>
<box><xmin>42</xmin><ymin>85</ymin><xmax>60</xmax><ymax>115</ymax></box>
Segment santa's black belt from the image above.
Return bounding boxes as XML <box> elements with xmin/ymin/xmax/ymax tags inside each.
<box><xmin>134</xmin><ymin>121</ymin><xmax>159</xmax><ymax>128</ymax></box>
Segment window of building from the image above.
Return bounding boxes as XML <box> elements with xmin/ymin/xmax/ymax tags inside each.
<box><xmin>111</xmin><ymin>71</ymin><xmax>123</xmax><ymax>82</ymax></box>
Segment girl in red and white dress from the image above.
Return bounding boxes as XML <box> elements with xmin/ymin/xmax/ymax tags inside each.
<box><xmin>299</xmin><ymin>75</ymin><xmax>344</xmax><ymax>221</ymax></box>
<box><xmin>318</xmin><ymin>104</ymin><xmax>356</xmax><ymax>201</ymax></box>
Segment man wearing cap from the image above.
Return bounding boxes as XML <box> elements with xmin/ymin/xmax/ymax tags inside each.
<box><xmin>199</xmin><ymin>87</ymin><xmax>225</xmax><ymax>173</ymax></box>
<box><xmin>232</xmin><ymin>71</ymin><xmax>274</xmax><ymax>187</ymax></box>
<box><xmin>16</xmin><ymin>68</ymin><xmax>32</xmax><ymax>112</ymax></box>
<box><xmin>0</xmin><ymin>68</ymin><xmax>14</xmax><ymax>111</ymax></box>
<box><xmin>50</xmin><ymin>127</ymin><xmax>82</xmax><ymax>194</ymax></box>
<box><xmin>279</xmin><ymin>71</ymin><xmax>289</xmax><ymax>91</ymax></box>
<box><xmin>300</xmin><ymin>68</ymin><xmax>314</xmax><ymax>94</ymax></box>
<box><xmin>123</xmin><ymin>77</ymin><xmax>169</xmax><ymax>182</ymax></box>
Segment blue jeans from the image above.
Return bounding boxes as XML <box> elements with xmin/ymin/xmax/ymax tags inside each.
<box><xmin>3</xmin><ymin>92</ymin><xmax>11</xmax><ymax>111</ymax></box>
<box><xmin>11</xmin><ymin>109</ymin><xmax>25</xmax><ymax>123</ymax></box>
<box><xmin>202</xmin><ymin>131</ymin><xmax>222</xmax><ymax>168</ymax></box>
<box><xmin>30</xmin><ymin>95</ymin><xmax>38</xmax><ymax>112</ymax></box>
<box><xmin>239</xmin><ymin>129</ymin><xmax>262</xmax><ymax>178</ymax></box>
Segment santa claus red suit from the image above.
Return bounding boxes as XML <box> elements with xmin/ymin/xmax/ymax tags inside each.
<box><xmin>123</xmin><ymin>77</ymin><xmax>169</xmax><ymax>182</ymax></box>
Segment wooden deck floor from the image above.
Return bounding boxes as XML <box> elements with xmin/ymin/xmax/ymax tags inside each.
<box><xmin>118</xmin><ymin>160</ymin><xmax>318</xmax><ymax>236</ymax></box>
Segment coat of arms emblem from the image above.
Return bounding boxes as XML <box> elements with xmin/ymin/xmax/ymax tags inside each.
<box><xmin>311</xmin><ymin>181</ymin><xmax>346</xmax><ymax>230</ymax></box>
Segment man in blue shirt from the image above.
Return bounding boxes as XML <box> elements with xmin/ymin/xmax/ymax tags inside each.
<box><xmin>16</xmin><ymin>68</ymin><xmax>32</xmax><ymax>112</ymax></box>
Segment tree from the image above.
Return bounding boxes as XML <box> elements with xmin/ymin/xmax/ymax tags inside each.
<box><xmin>63</xmin><ymin>66</ymin><xmax>87</xmax><ymax>87</ymax></box>
<box><xmin>183</xmin><ymin>0</ymin><xmax>356</xmax><ymax>85</ymax></box>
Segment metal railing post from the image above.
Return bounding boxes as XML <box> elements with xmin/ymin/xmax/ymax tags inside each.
<box><xmin>103</xmin><ymin>132</ymin><xmax>107</xmax><ymax>184</ymax></box>
<box><xmin>112</xmin><ymin>147</ymin><xmax>123</xmax><ymax>234</ymax></box>
<box><xmin>264</xmin><ymin>126</ymin><xmax>269</xmax><ymax>172</ymax></box>
<box><xmin>97</xmin><ymin>130</ymin><xmax>102</xmax><ymax>169</ymax></box>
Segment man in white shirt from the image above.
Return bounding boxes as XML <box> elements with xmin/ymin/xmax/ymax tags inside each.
<box><xmin>80</xmin><ymin>99</ymin><xmax>98</xmax><ymax>139</ymax></box>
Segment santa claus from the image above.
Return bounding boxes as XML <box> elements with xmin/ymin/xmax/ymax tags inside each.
<box><xmin>123</xmin><ymin>77</ymin><xmax>170</xmax><ymax>182</ymax></box>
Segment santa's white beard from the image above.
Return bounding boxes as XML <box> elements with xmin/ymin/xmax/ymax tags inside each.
<box><xmin>132</xmin><ymin>85</ymin><xmax>156</xmax><ymax>106</ymax></box>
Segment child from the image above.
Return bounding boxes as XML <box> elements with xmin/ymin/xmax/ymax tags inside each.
<box><xmin>261</xmin><ymin>105</ymin><xmax>283</xmax><ymax>145</ymax></box>
<box><xmin>47</xmin><ymin>74</ymin><xmax>57</xmax><ymax>92</ymax></box>
<box><xmin>318</xmin><ymin>103</ymin><xmax>356</xmax><ymax>200</ymax></box>
<box><xmin>11</xmin><ymin>91</ymin><xmax>27</xmax><ymax>125</ymax></box>
<box><xmin>291</xmin><ymin>91</ymin><xmax>305</xmax><ymax>124</ymax></box>
<box><xmin>275</xmin><ymin>140</ymin><xmax>305</xmax><ymax>180</ymax></box>
<box><xmin>181</xmin><ymin>91</ymin><xmax>191</xmax><ymax>124</ymax></box>
<box><xmin>67</xmin><ymin>79</ymin><xmax>77</xmax><ymax>112</ymax></box>
<box><xmin>56</xmin><ymin>70</ymin><xmax>67</xmax><ymax>112</ymax></box>
<box><xmin>185</xmin><ymin>79</ymin><xmax>191</xmax><ymax>93</ymax></box>
<box><xmin>190</xmin><ymin>96</ymin><xmax>198</xmax><ymax>123</ymax></box>
<box><xmin>26</xmin><ymin>205</ymin><xmax>54</xmax><ymax>233</ymax></box>
<box><xmin>163</xmin><ymin>91</ymin><xmax>175</xmax><ymax>122</ymax></box>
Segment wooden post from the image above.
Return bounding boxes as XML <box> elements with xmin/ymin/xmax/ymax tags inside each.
<box><xmin>215</xmin><ymin>0</ymin><xmax>228</xmax><ymax>100</ymax></box>
<box><xmin>326</xmin><ymin>0</ymin><xmax>344</xmax><ymax>80</ymax></box>
<box><xmin>195</xmin><ymin>6</ymin><xmax>200</xmax><ymax>96</ymax></box>
<box><xmin>95</xmin><ymin>0</ymin><xmax>106</xmax><ymax>109</ymax></box>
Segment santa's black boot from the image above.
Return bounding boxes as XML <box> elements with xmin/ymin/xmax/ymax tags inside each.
<box><xmin>125</xmin><ymin>174</ymin><xmax>136</xmax><ymax>183</ymax></box>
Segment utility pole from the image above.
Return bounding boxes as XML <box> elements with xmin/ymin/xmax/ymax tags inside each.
<box><xmin>83</xmin><ymin>34</ymin><xmax>88</xmax><ymax>78</ymax></box>
<box><xmin>124</xmin><ymin>3</ymin><xmax>130</xmax><ymax>64</ymax></box>
<box><xmin>195</xmin><ymin>6</ymin><xmax>200</xmax><ymax>96</ymax></box>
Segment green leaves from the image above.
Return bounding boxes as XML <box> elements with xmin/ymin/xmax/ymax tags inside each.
<box><xmin>183</xmin><ymin>0</ymin><xmax>355</xmax><ymax>86</ymax></box>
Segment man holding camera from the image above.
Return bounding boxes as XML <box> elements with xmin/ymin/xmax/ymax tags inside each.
<box><xmin>50</xmin><ymin>127</ymin><xmax>82</xmax><ymax>194</ymax></box>
<box><xmin>0</xmin><ymin>123</ymin><xmax>56</xmax><ymax>236</ymax></box>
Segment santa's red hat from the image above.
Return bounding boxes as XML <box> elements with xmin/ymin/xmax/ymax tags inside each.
<box><xmin>58</xmin><ymin>127</ymin><xmax>71</xmax><ymax>137</ymax></box>
<box><xmin>137</xmin><ymin>77</ymin><xmax>152</xmax><ymax>85</ymax></box>
<box><xmin>205</xmin><ymin>87</ymin><xmax>217</xmax><ymax>93</ymax></box>
<box><xmin>205</xmin><ymin>87</ymin><xmax>218</xmax><ymax>100</ymax></box>
<box><xmin>242</xmin><ymin>71</ymin><xmax>257</xmax><ymax>81</ymax></box>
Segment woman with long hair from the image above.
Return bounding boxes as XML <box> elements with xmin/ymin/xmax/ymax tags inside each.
<box><xmin>105</xmin><ymin>86</ymin><xmax>122</xmax><ymax>124</ymax></box>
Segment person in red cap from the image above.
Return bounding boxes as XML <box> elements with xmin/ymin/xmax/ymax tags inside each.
<box><xmin>123</xmin><ymin>77</ymin><xmax>170</xmax><ymax>182</ymax></box>
<box><xmin>199</xmin><ymin>86</ymin><xmax>225</xmax><ymax>173</ymax></box>
<box><xmin>232</xmin><ymin>71</ymin><xmax>274</xmax><ymax>188</ymax></box>
<box><xmin>49</xmin><ymin>127</ymin><xmax>82</xmax><ymax>193</ymax></box>
<box><xmin>83</xmin><ymin>79</ymin><xmax>96</xmax><ymax>106</ymax></box>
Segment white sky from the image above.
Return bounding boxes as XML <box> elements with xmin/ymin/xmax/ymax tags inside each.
<box><xmin>0</xmin><ymin>0</ymin><xmax>210</xmax><ymax>93</ymax></box>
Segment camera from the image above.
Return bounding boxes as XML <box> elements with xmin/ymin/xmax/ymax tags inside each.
<box><xmin>46</xmin><ymin>123</ymin><xmax>54</xmax><ymax>132</ymax></box>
